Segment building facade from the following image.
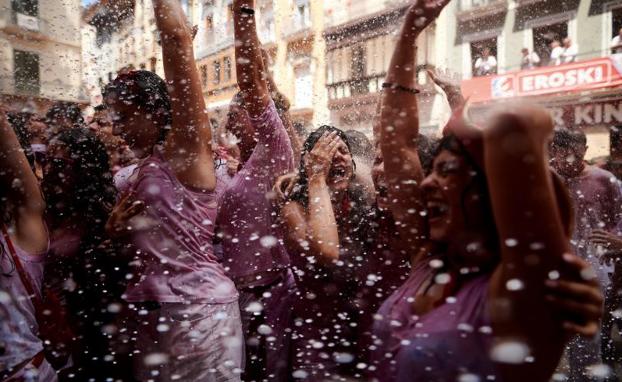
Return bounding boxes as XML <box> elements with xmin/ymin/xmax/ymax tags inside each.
<box><xmin>0</xmin><ymin>0</ymin><xmax>84</xmax><ymax>114</ymax></box>
<box><xmin>446</xmin><ymin>0</ymin><xmax>622</xmax><ymax>159</ymax></box>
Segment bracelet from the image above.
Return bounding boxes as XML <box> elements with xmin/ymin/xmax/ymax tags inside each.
<box><xmin>382</xmin><ymin>82</ymin><xmax>420</xmax><ymax>95</ymax></box>
<box><xmin>240</xmin><ymin>6</ymin><xmax>255</xmax><ymax>15</ymax></box>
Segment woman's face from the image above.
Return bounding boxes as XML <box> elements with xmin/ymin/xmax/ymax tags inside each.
<box><xmin>42</xmin><ymin>141</ymin><xmax>76</xmax><ymax>204</ymax></box>
<box><xmin>421</xmin><ymin>149</ymin><xmax>484</xmax><ymax>243</ymax></box>
<box><xmin>105</xmin><ymin>95</ymin><xmax>160</xmax><ymax>158</ymax></box>
<box><xmin>326</xmin><ymin>137</ymin><xmax>354</xmax><ymax>193</ymax></box>
<box><xmin>371</xmin><ymin>145</ymin><xmax>390</xmax><ymax>211</ymax></box>
<box><xmin>225</xmin><ymin>102</ymin><xmax>256</xmax><ymax>162</ymax></box>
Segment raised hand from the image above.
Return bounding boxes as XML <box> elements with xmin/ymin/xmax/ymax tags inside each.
<box><xmin>590</xmin><ymin>229</ymin><xmax>622</xmax><ymax>253</ymax></box>
<box><xmin>272</xmin><ymin>172</ymin><xmax>298</xmax><ymax>209</ymax></box>
<box><xmin>545</xmin><ymin>253</ymin><xmax>604</xmax><ymax>338</ymax></box>
<box><xmin>106</xmin><ymin>191</ymin><xmax>145</xmax><ymax>238</ymax></box>
<box><xmin>304</xmin><ymin>132</ymin><xmax>340</xmax><ymax>180</ymax></box>
<box><xmin>407</xmin><ymin>0</ymin><xmax>451</xmax><ymax>35</ymax></box>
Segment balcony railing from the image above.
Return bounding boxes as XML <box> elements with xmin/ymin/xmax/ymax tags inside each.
<box><xmin>327</xmin><ymin>74</ymin><xmax>386</xmax><ymax>101</ymax></box>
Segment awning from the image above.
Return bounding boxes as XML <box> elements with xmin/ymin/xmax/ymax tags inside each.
<box><xmin>461</xmin><ymin>55</ymin><xmax>622</xmax><ymax>104</ymax></box>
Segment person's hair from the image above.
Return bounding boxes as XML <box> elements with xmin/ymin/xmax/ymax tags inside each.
<box><xmin>345</xmin><ymin>130</ymin><xmax>373</xmax><ymax>162</ymax></box>
<box><xmin>103</xmin><ymin>70</ymin><xmax>172</xmax><ymax>143</ymax></box>
<box><xmin>290</xmin><ymin>125</ymin><xmax>358</xmax><ymax>205</ymax></box>
<box><xmin>418</xmin><ymin>134</ymin><xmax>439</xmax><ymax>174</ymax></box>
<box><xmin>551</xmin><ymin>127</ymin><xmax>587</xmax><ymax>150</ymax></box>
<box><xmin>44</xmin><ymin>128</ymin><xmax>116</xmax><ymax>241</ymax></box>
<box><xmin>45</xmin><ymin>101</ymin><xmax>84</xmax><ymax>128</ymax></box>
<box><xmin>93</xmin><ymin>104</ymin><xmax>107</xmax><ymax>113</ymax></box>
<box><xmin>6</xmin><ymin>112</ymin><xmax>36</xmax><ymax>171</ymax></box>
<box><xmin>432</xmin><ymin>134</ymin><xmax>497</xmax><ymax>251</ymax></box>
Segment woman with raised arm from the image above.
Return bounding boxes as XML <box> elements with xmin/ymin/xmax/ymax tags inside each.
<box><xmin>103</xmin><ymin>0</ymin><xmax>242</xmax><ymax>380</ymax></box>
<box><xmin>217</xmin><ymin>0</ymin><xmax>295</xmax><ymax>381</ymax></box>
<box><xmin>215</xmin><ymin>1</ymin><xmax>296</xmax><ymax>380</ymax></box>
<box><xmin>0</xmin><ymin>107</ymin><xmax>56</xmax><ymax>381</ymax></box>
<box><xmin>371</xmin><ymin>1</ymin><xmax>604</xmax><ymax>381</ymax></box>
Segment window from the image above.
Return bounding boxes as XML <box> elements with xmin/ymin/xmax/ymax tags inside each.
<box><xmin>351</xmin><ymin>45</ymin><xmax>367</xmax><ymax>95</ymax></box>
<box><xmin>14</xmin><ymin>50</ymin><xmax>39</xmax><ymax>95</ymax></box>
<box><xmin>226</xmin><ymin>4</ymin><xmax>234</xmax><ymax>35</ymax></box>
<box><xmin>294</xmin><ymin>66</ymin><xmax>312</xmax><ymax>108</ymax></box>
<box><xmin>205</xmin><ymin>15</ymin><xmax>213</xmax><ymax>33</ymax></box>
<box><xmin>295</xmin><ymin>0</ymin><xmax>310</xmax><ymax>28</ymax></box>
<box><xmin>200</xmin><ymin>65</ymin><xmax>208</xmax><ymax>87</ymax></box>
<box><xmin>11</xmin><ymin>0</ymin><xmax>38</xmax><ymax>17</ymax></box>
<box><xmin>532</xmin><ymin>22</ymin><xmax>567</xmax><ymax>66</ymax></box>
<box><xmin>470</xmin><ymin>37</ymin><xmax>497</xmax><ymax>77</ymax></box>
<box><xmin>213</xmin><ymin>60</ymin><xmax>221</xmax><ymax>85</ymax></box>
<box><xmin>150</xmin><ymin>57</ymin><xmax>157</xmax><ymax>72</ymax></box>
<box><xmin>223</xmin><ymin>56</ymin><xmax>232</xmax><ymax>82</ymax></box>
<box><xmin>614</xmin><ymin>8</ymin><xmax>622</xmax><ymax>37</ymax></box>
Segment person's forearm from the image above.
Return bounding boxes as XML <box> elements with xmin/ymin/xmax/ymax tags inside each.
<box><xmin>307</xmin><ymin>176</ymin><xmax>340</xmax><ymax>263</ymax></box>
<box><xmin>0</xmin><ymin>110</ymin><xmax>44</xmax><ymax>215</ymax></box>
<box><xmin>379</xmin><ymin>6</ymin><xmax>426</xmax><ymax>236</ymax></box>
<box><xmin>153</xmin><ymin>0</ymin><xmax>211</xmax><ymax>151</ymax></box>
<box><xmin>233</xmin><ymin>0</ymin><xmax>269</xmax><ymax>115</ymax></box>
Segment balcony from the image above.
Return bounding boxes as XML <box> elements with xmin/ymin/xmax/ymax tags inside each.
<box><xmin>2</xmin><ymin>12</ymin><xmax>50</xmax><ymax>41</ymax></box>
<box><xmin>457</xmin><ymin>0</ymin><xmax>508</xmax><ymax>22</ymax></box>
<box><xmin>327</xmin><ymin>74</ymin><xmax>385</xmax><ymax>104</ymax></box>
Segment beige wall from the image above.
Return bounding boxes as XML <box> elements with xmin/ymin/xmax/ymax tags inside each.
<box><xmin>0</xmin><ymin>0</ymin><xmax>83</xmax><ymax>105</ymax></box>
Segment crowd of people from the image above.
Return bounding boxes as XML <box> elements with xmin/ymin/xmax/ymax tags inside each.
<box><xmin>1</xmin><ymin>0</ymin><xmax>620</xmax><ymax>381</ymax></box>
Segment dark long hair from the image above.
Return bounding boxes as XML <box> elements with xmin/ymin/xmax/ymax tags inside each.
<box><xmin>290</xmin><ymin>125</ymin><xmax>355</xmax><ymax>204</ymax></box>
<box><xmin>44</xmin><ymin>128</ymin><xmax>116</xmax><ymax>239</ymax></box>
<box><xmin>103</xmin><ymin>70</ymin><xmax>172</xmax><ymax>144</ymax></box>
<box><xmin>433</xmin><ymin>134</ymin><xmax>498</xmax><ymax>251</ymax></box>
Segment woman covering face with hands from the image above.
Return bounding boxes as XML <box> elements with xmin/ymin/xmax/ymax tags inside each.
<box><xmin>279</xmin><ymin>125</ymin><xmax>373</xmax><ymax>380</ymax></box>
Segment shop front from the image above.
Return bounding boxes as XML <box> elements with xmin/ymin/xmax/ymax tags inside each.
<box><xmin>461</xmin><ymin>55</ymin><xmax>622</xmax><ymax>161</ymax></box>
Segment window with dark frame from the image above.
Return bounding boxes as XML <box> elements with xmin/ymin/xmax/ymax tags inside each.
<box><xmin>13</xmin><ymin>49</ymin><xmax>39</xmax><ymax>95</ymax></box>
<box><xmin>200</xmin><ymin>64</ymin><xmax>208</xmax><ymax>87</ymax></box>
<box><xmin>11</xmin><ymin>0</ymin><xmax>38</xmax><ymax>17</ymax></box>
<box><xmin>532</xmin><ymin>22</ymin><xmax>568</xmax><ymax>67</ymax></box>
<box><xmin>613</xmin><ymin>7</ymin><xmax>622</xmax><ymax>38</ymax></box>
<box><xmin>350</xmin><ymin>45</ymin><xmax>367</xmax><ymax>95</ymax></box>
<box><xmin>213</xmin><ymin>60</ymin><xmax>221</xmax><ymax>85</ymax></box>
<box><xmin>223</xmin><ymin>56</ymin><xmax>232</xmax><ymax>82</ymax></box>
<box><xmin>470</xmin><ymin>37</ymin><xmax>497</xmax><ymax>76</ymax></box>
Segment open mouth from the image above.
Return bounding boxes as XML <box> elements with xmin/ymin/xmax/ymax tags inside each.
<box><xmin>329</xmin><ymin>165</ymin><xmax>348</xmax><ymax>181</ymax></box>
<box><xmin>426</xmin><ymin>199</ymin><xmax>449</xmax><ymax>222</ymax></box>
<box><xmin>376</xmin><ymin>182</ymin><xmax>388</xmax><ymax>198</ymax></box>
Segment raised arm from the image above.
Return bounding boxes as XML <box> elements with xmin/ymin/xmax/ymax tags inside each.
<box><xmin>233</xmin><ymin>0</ymin><xmax>270</xmax><ymax>118</ymax></box>
<box><xmin>0</xmin><ymin>108</ymin><xmax>46</xmax><ymax>254</ymax></box>
<box><xmin>153</xmin><ymin>0</ymin><xmax>215</xmax><ymax>190</ymax></box>
<box><xmin>485</xmin><ymin>106</ymin><xmax>573</xmax><ymax>381</ymax></box>
<box><xmin>380</xmin><ymin>1</ymin><xmax>449</xmax><ymax>244</ymax></box>
<box><xmin>262</xmin><ymin>49</ymin><xmax>302</xmax><ymax>162</ymax></box>
<box><xmin>427</xmin><ymin>68</ymin><xmax>465</xmax><ymax>111</ymax></box>
<box><xmin>281</xmin><ymin>133</ymin><xmax>342</xmax><ymax>265</ymax></box>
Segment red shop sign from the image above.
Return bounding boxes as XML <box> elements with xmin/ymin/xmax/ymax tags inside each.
<box><xmin>461</xmin><ymin>57</ymin><xmax>622</xmax><ymax>103</ymax></box>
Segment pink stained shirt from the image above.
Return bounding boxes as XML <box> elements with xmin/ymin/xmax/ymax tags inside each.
<box><xmin>565</xmin><ymin>165</ymin><xmax>622</xmax><ymax>287</ymax></box>
<box><xmin>122</xmin><ymin>148</ymin><xmax>237</xmax><ymax>304</ymax></box>
<box><xmin>217</xmin><ymin>100</ymin><xmax>295</xmax><ymax>286</ymax></box>
<box><xmin>0</xmin><ymin>230</ymin><xmax>48</xmax><ymax>374</ymax></box>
